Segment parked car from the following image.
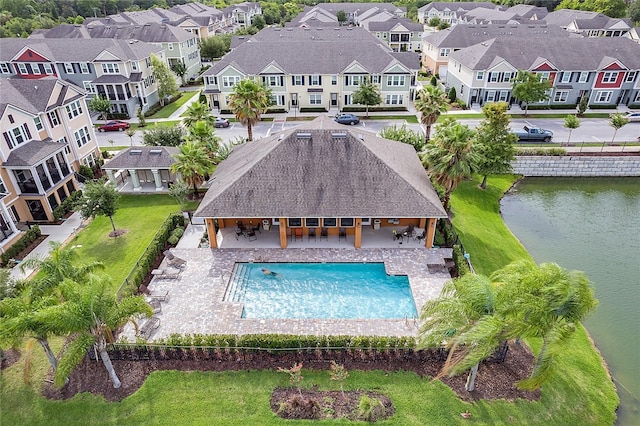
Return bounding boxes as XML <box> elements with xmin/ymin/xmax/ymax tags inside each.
<box><xmin>214</xmin><ymin>117</ymin><xmax>230</xmax><ymax>128</ymax></box>
<box><xmin>97</xmin><ymin>120</ymin><xmax>130</xmax><ymax>132</ymax></box>
<box><xmin>513</xmin><ymin>126</ymin><xmax>553</xmax><ymax>143</ymax></box>
<box><xmin>623</xmin><ymin>111</ymin><xmax>640</xmax><ymax>122</ymax></box>
<box><xmin>334</xmin><ymin>113</ymin><xmax>360</xmax><ymax>125</ymax></box>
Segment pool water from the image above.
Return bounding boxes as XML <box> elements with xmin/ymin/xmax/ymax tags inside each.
<box><xmin>227</xmin><ymin>262</ymin><xmax>417</xmax><ymax>319</ymax></box>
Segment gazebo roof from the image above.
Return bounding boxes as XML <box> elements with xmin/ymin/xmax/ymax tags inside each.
<box><xmin>102</xmin><ymin>146</ymin><xmax>179</xmax><ymax>170</ymax></box>
<box><xmin>195</xmin><ymin>116</ymin><xmax>446</xmax><ymax>219</ymax></box>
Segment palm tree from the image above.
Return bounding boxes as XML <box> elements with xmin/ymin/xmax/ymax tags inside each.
<box><xmin>38</xmin><ymin>277</ymin><xmax>152</xmax><ymax>388</ymax></box>
<box><xmin>420</xmin><ymin>118</ymin><xmax>480</xmax><ymax>211</ymax></box>
<box><xmin>186</xmin><ymin>120</ymin><xmax>221</xmax><ymax>162</ymax></box>
<box><xmin>418</xmin><ymin>273</ymin><xmax>501</xmax><ymax>391</ymax></box>
<box><xmin>491</xmin><ymin>260</ymin><xmax>598</xmax><ymax>390</ymax></box>
<box><xmin>228</xmin><ymin>79</ymin><xmax>271</xmax><ymax>141</ymax></box>
<box><xmin>170</xmin><ymin>142</ymin><xmax>215</xmax><ymax>199</ymax></box>
<box><xmin>182</xmin><ymin>101</ymin><xmax>215</xmax><ymax>128</ymax></box>
<box><xmin>414</xmin><ymin>85</ymin><xmax>449</xmax><ymax>144</ymax></box>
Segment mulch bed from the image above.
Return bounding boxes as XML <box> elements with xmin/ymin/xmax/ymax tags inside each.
<box><xmin>42</xmin><ymin>341</ymin><xmax>540</xmax><ymax>403</ymax></box>
<box><xmin>0</xmin><ymin>348</ymin><xmax>21</xmax><ymax>370</ymax></box>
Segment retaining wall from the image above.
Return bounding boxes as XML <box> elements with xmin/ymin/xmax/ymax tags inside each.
<box><xmin>512</xmin><ymin>155</ymin><xmax>640</xmax><ymax>177</ymax></box>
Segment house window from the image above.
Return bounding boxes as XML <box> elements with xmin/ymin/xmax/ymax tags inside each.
<box><xmin>371</xmin><ymin>75</ymin><xmax>380</xmax><ymax>84</ymax></box>
<box><xmin>131</xmin><ymin>61</ymin><xmax>138</xmax><ymax>72</ymax></box>
<box><xmin>331</xmin><ymin>75</ymin><xmax>337</xmax><ymax>85</ymax></box>
<box><xmin>476</xmin><ymin>71</ymin><xmax>484</xmax><ymax>80</ymax></box>
<box><xmin>17</xmin><ymin>63</ymin><xmax>27</xmax><ymax>74</ymax></box>
<box><xmin>222</xmin><ymin>76</ymin><xmax>240</xmax><ymax>87</ymax></box>
<box><xmin>625</xmin><ymin>71</ymin><xmax>636</xmax><ymax>83</ymax></box>
<box><xmin>554</xmin><ymin>90</ymin><xmax>569</xmax><ymax>102</ymax></box>
<box><xmin>309</xmin><ymin>75</ymin><xmax>321</xmax><ymax>86</ymax></box>
<box><xmin>635</xmin><ymin>91</ymin><xmax>640</xmax><ymax>102</ymax></box>
<box><xmin>292</xmin><ymin>75</ymin><xmax>304</xmax><ymax>86</ymax></box>
<box><xmin>486</xmin><ymin>90</ymin><xmax>496</xmax><ymax>102</ymax></box>
<box><xmin>270</xmin><ymin>94</ymin><xmax>285</xmax><ymax>106</ymax></box>
<box><xmin>439</xmin><ymin>48</ymin><xmax>450</xmax><ymax>57</ymax></box>
<box><xmin>64</xmin><ymin>63</ymin><xmax>74</xmax><ymax>74</ymax></box>
<box><xmin>385</xmin><ymin>94</ymin><xmax>404</xmax><ymax>105</ymax></box>
<box><xmin>323</xmin><ymin>218</ymin><xmax>337</xmax><ymax>227</ymax></box>
<box><xmin>503</xmin><ymin>72</ymin><xmax>513</xmax><ymax>82</ymax></box>
<box><xmin>601</xmin><ymin>71</ymin><xmax>618</xmax><ymax>83</ymax></box>
<box><xmin>288</xmin><ymin>218</ymin><xmax>302</xmax><ymax>227</ymax></box>
<box><xmin>43</xmin><ymin>63</ymin><xmax>54</xmax><ymax>74</ymax></box>
<box><xmin>47</xmin><ymin>111</ymin><xmax>60</xmax><ymax>127</ymax></box>
<box><xmin>74</xmin><ymin>126</ymin><xmax>91</xmax><ymax>147</ymax></box>
<box><xmin>305</xmin><ymin>218</ymin><xmax>319</xmax><ymax>227</ymax></box>
<box><xmin>489</xmin><ymin>72</ymin><xmax>499</xmax><ymax>83</ymax></box>
<box><xmin>101</xmin><ymin>63</ymin><xmax>119</xmax><ymax>74</ymax></box>
<box><xmin>340</xmin><ymin>218</ymin><xmax>354</xmax><ymax>227</ymax></box>
<box><xmin>538</xmin><ymin>71</ymin><xmax>550</xmax><ymax>81</ymax></box>
<box><xmin>83</xmin><ymin>81</ymin><xmax>94</xmax><ymax>94</ymax></box>
<box><xmin>263</xmin><ymin>75</ymin><xmax>283</xmax><ymax>87</ymax></box>
<box><xmin>80</xmin><ymin>63</ymin><xmax>90</xmax><ymax>74</ymax></box>
<box><xmin>578</xmin><ymin>72</ymin><xmax>589</xmax><ymax>83</ymax></box>
<box><xmin>309</xmin><ymin>94</ymin><xmax>321</xmax><ymax>105</ymax></box>
<box><xmin>66</xmin><ymin>100</ymin><xmax>83</xmax><ymax>119</ymax></box>
<box><xmin>561</xmin><ymin>72</ymin><xmax>571</xmax><ymax>83</ymax></box>
<box><xmin>0</xmin><ymin>62</ymin><xmax>11</xmax><ymax>74</ymax></box>
<box><xmin>31</xmin><ymin>64</ymin><xmax>41</xmax><ymax>75</ymax></box>
<box><xmin>34</xmin><ymin>116</ymin><xmax>43</xmax><ymax>131</ymax></box>
<box><xmin>4</xmin><ymin>125</ymin><xmax>30</xmax><ymax>148</ymax></box>
<box><xmin>498</xmin><ymin>90</ymin><xmax>508</xmax><ymax>102</ymax></box>
<box><xmin>594</xmin><ymin>91</ymin><xmax>612</xmax><ymax>103</ymax></box>
<box><xmin>386</xmin><ymin>75</ymin><xmax>405</xmax><ymax>86</ymax></box>
<box><xmin>0</xmin><ymin>176</ymin><xmax>6</xmax><ymax>194</ymax></box>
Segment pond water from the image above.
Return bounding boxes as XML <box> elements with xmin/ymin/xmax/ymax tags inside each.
<box><xmin>501</xmin><ymin>177</ymin><xmax>640</xmax><ymax>425</ymax></box>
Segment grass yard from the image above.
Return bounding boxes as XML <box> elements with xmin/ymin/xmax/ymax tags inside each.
<box><xmin>0</xmin><ymin>178</ymin><xmax>618</xmax><ymax>425</ymax></box>
<box><xmin>146</xmin><ymin>91</ymin><xmax>200</xmax><ymax>119</ymax></box>
<box><xmin>131</xmin><ymin>120</ymin><xmax>182</xmax><ymax>130</ymax></box>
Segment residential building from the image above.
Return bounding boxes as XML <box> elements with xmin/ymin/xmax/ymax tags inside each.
<box><xmin>0</xmin><ymin>77</ymin><xmax>101</xmax><ymax>245</ymax></box>
<box><xmin>417</xmin><ymin>2</ymin><xmax>499</xmax><ymax>25</ymax></box>
<box><xmin>194</xmin><ymin>116</ymin><xmax>447</xmax><ymax>249</ymax></box>
<box><xmin>422</xmin><ymin>23</ymin><xmax>572</xmax><ymax>77</ymax></box>
<box><xmin>367</xmin><ymin>18</ymin><xmax>423</xmax><ymax>52</ymax></box>
<box><xmin>444</xmin><ymin>37</ymin><xmax>640</xmax><ymax>108</ymax></box>
<box><xmin>201</xmin><ymin>27</ymin><xmax>420</xmax><ymax>112</ymax></box>
<box><xmin>290</xmin><ymin>3</ymin><xmax>406</xmax><ymax>27</ymax></box>
<box><xmin>543</xmin><ymin>9</ymin><xmax>633</xmax><ymax>37</ymax></box>
<box><xmin>103</xmin><ymin>146</ymin><xmax>178</xmax><ymax>193</ymax></box>
<box><xmin>625</xmin><ymin>27</ymin><xmax>640</xmax><ymax>44</ymax></box>
<box><xmin>30</xmin><ymin>23</ymin><xmax>201</xmax><ymax>80</ymax></box>
<box><xmin>0</xmin><ymin>38</ymin><xmax>164</xmax><ymax>117</ymax></box>
<box><xmin>222</xmin><ymin>2</ymin><xmax>262</xmax><ymax>29</ymax></box>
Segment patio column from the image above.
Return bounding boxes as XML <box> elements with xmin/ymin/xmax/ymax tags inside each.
<box><xmin>105</xmin><ymin>169</ymin><xmax>117</xmax><ymax>186</ymax></box>
<box><xmin>151</xmin><ymin>169</ymin><xmax>163</xmax><ymax>191</ymax></box>
<box><xmin>419</xmin><ymin>218</ymin><xmax>427</xmax><ymax>228</ymax></box>
<box><xmin>425</xmin><ymin>218</ymin><xmax>436</xmax><ymax>248</ymax></box>
<box><xmin>129</xmin><ymin>169</ymin><xmax>141</xmax><ymax>191</ymax></box>
<box><xmin>279</xmin><ymin>217</ymin><xmax>287</xmax><ymax>248</ymax></box>
<box><xmin>354</xmin><ymin>218</ymin><xmax>362</xmax><ymax>249</ymax></box>
<box><xmin>206</xmin><ymin>218</ymin><xmax>217</xmax><ymax>248</ymax></box>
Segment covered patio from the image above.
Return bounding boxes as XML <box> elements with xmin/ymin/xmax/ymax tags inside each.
<box><xmin>102</xmin><ymin>146</ymin><xmax>178</xmax><ymax>193</ymax></box>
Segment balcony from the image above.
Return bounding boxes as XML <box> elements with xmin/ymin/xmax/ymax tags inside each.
<box><xmin>17</xmin><ymin>181</ymin><xmax>39</xmax><ymax>194</ymax></box>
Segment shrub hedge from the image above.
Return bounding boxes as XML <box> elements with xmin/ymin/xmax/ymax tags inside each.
<box><xmin>341</xmin><ymin>106</ymin><xmax>407</xmax><ymax>113</ymax></box>
<box><xmin>299</xmin><ymin>107</ymin><xmax>328</xmax><ymax>113</ymax></box>
<box><xmin>52</xmin><ymin>190</ymin><xmax>83</xmax><ymax>222</ymax></box>
<box><xmin>452</xmin><ymin>244</ymin><xmax>470</xmax><ymax>277</ymax></box>
<box><xmin>516</xmin><ymin>148</ymin><xmax>567</xmax><ymax>156</ymax></box>
<box><xmin>0</xmin><ymin>225</ymin><xmax>42</xmax><ymax>267</ymax></box>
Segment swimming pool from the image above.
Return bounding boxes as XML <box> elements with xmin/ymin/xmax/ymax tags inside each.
<box><xmin>226</xmin><ymin>262</ymin><xmax>417</xmax><ymax>319</ymax></box>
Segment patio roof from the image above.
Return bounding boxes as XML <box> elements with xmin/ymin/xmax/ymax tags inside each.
<box><xmin>103</xmin><ymin>146</ymin><xmax>179</xmax><ymax>170</ymax></box>
<box><xmin>3</xmin><ymin>139</ymin><xmax>62</xmax><ymax>167</ymax></box>
<box><xmin>195</xmin><ymin>115</ymin><xmax>447</xmax><ymax>219</ymax></box>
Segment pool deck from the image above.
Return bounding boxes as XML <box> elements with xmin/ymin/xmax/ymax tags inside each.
<box><xmin>122</xmin><ymin>247</ymin><xmax>453</xmax><ymax>341</ymax></box>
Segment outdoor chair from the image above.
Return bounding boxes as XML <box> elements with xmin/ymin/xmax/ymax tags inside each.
<box><xmin>247</xmin><ymin>228</ymin><xmax>257</xmax><ymax>241</ymax></box>
<box><xmin>163</xmin><ymin>250</ymin><xmax>186</xmax><ymax>268</ymax></box>
<box><xmin>139</xmin><ymin>285</ymin><xmax>170</xmax><ymax>302</ymax></box>
<box><xmin>286</xmin><ymin>227</ymin><xmax>292</xmax><ymax>240</ymax></box>
<box><xmin>320</xmin><ymin>227</ymin><xmax>328</xmax><ymax>240</ymax></box>
<box><xmin>149</xmin><ymin>299</ymin><xmax>162</xmax><ymax>314</ymax></box>
<box><xmin>137</xmin><ymin>316</ymin><xmax>160</xmax><ymax>339</ymax></box>
<box><xmin>415</xmin><ymin>230</ymin><xmax>427</xmax><ymax>243</ymax></box>
<box><xmin>151</xmin><ymin>267</ymin><xmax>182</xmax><ymax>280</ymax></box>
<box><xmin>339</xmin><ymin>227</ymin><xmax>347</xmax><ymax>240</ymax></box>
<box><xmin>234</xmin><ymin>227</ymin><xmax>244</xmax><ymax>240</ymax></box>
<box><xmin>294</xmin><ymin>228</ymin><xmax>303</xmax><ymax>241</ymax></box>
<box><xmin>308</xmin><ymin>227</ymin><xmax>316</xmax><ymax>240</ymax></box>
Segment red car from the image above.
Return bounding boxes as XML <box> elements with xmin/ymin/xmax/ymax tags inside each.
<box><xmin>97</xmin><ymin>120</ymin><xmax>130</xmax><ymax>132</ymax></box>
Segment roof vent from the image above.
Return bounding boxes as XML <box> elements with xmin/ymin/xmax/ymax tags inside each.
<box><xmin>150</xmin><ymin>149</ymin><xmax>162</xmax><ymax>155</ymax></box>
<box><xmin>331</xmin><ymin>132</ymin><xmax>347</xmax><ymax>139</ymax></box>
<box><xmin>130</xmin><ymin>149</ymin><xmax>142</xmax><ymax>155</ymax></box>
<box><xmin>296</xmin><ymin>132</ymin><xmax>312</xmax><ymax>139</ymax></box>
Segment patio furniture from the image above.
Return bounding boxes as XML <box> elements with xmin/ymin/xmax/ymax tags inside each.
<box><xmin>392</xmin><ymin>229</ymin><xmax>403</xmax><ymax>241</ymax></box>
<box><xmin>247</xmin><ymin>228</ymin><xmax>257</xmax><ymax>241</ymax></box>
<box><xmin>286</xmin><ymin>227</ymin><xmax>292</xmax><ymax>240</ymax></box>
<box><xmin>308</xmin><ymin>227</ymin><xmax>316</xmax><ymax>240</ymax></box>
<box><xmin>234</xmin><ymin>227</ymin><xmax>244</xmax><ymax>240</ymax></box>
<box><xmin>139</xmin><ymin>285</ymin><xmax>170</xmax><ymax>302</ymax></box>
<box><xmin>416</xmin><ymin>230</ymin><xmax>426</xmax><ymax>242</ymax></box>
<box><xmin>152</xmin><ymin>267</ymin><xmax>182</xmax><ymax>279</ymax></box>
<box><xmin>294</xmin><ymin>228</ymin><xmax>303</xmax><ymax>241</ymax></box>
<box><xmin>163</xmin><ymin>250</ymin><xmax>186</xmax><ymax>268</ymax></box>
<box><xmin>149</xmin><ymin>299</ymin><xmax>162</xmax><ymax>314</ymax></box>
<box><xmin>320</xmin><ymin>227</ymin><xmax>328</xmax><ymax>240</ymax></box>
<box><xmin>339</xmin><ymin>227</ymin><xmax>347</xmax><ymax>240</ymax></box>
<box><xmin>137</xmin><ymin>316</ymin><xmax>160</xmax><ymax>339</ymax></box>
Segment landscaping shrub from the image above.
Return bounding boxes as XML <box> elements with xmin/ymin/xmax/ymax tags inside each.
<box><xmin>172</xmin><ymin>228</ymin><xmax>184</xmax><ymax>239</ymax></box>
<box><xmin>300</xmin><ymin>107</ymin><xmax>328</xmax><ymax>113</ymax></box>
<box><xmin>106</xmin><ymin>113</ymin><xmax>129</xmax><ymax>120</ymax></box>
<box><xmin>79</xmin><ymin>165</ymin><xmax>94</xmax><ymax>180</ymax></box>
<box><xmin>430</xmin><ymin>76</ymin><xmax>437</xmax><ymax>86</ymax></box>
<box><xmin>516</xmin><ymin>148</ymin><xmax>567</xmax><ymax>156</ymax></box>
<box><xmin>0</xmin><ymin>225</ymin><xmax>41</xmax><ymax>267</ymax></box>
<box><xmin>452</xmin><ymin>244</ymin><xmax>470</xmax><ymax>277</ymax></box>
<box><xmin>101</xmin><ymin>149</ymin><xmax>111</xmax><ymax>159</ymax></box>
<box><xmin>341</xmin><ymin>106</ymin><xmax>406</xmax><ymax>113</ymax></box>
<box><xmin>266</xmin><ymin>108</ymin><xmax>287</xmax><ymax>113</ymax></box>
<box><xmin>448</xmin><ymin>87</ymin><xmax>457</xmax><ymax>103</ymax></box>
<box><xmin>52</xmin><ymin>190</ymin><xmax>83</xmax><ymax>221</ymax></box>
<box><xmin>167</xmin><ymin>235</ymin><xmax>179</xmax><ymax>245</ymax></box>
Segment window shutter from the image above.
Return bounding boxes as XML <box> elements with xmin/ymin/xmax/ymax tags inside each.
<box><xmin>47</xmin><ymin>112</ymin><xmax>53</xmax><ymax>127</ymax></box>
<box><xmin>23</xmin><ymin>124</ymin><xmax>31</xmax><ymax>140</ymax></box>
<box><xmin>3</xmin><ymin>132</ymin><xmax>13</xmax><ymax>149</ymax></box>
<box><xmin>302</xmin><ymin>76</ymin><xmax>305</xmax><ymax>85</ymax></box>
<box><xmin>318</xmin><ymin>75</ymin><xmax>322</xmax><ymax>85</ymax></box>
<box><xmin>291</xmin><ymin>75</ymin><xmax>295</xmax><ymax>85</ymax></box>
<box><xmin>280</xmin><ymin>76</ymin><xmax>284</xmax><ymax>86</ymax></box>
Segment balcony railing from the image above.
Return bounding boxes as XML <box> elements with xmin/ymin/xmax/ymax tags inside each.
<box><xmin>17</xmin><ymin>181</ymin><xmax>38</xmax><ymax>194</ymax></box>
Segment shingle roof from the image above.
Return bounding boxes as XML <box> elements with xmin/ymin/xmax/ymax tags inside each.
<box><xmin>0</xmin><ymin>77</ymin><xmax>75</xmax><ymax>117</ymax></box>
<box><xmin>102</xmin><ymin>146</ymin><xmax>179</xmax><ymax>170</ymax></box>
<box><xmin>423</xmin><ymin>23</ymin><xmax>571</xmax><ymax>48</ymax></box>
<box><xmin>3</xmin><ymin>139</ymin><xmax>62</xmax><ymax>167</ymax></box>
<box><xmin>29</xmin><ymin>22</ymin><xmax>195</xmax><ymax>43</ymax></box>
<box><xmin>315</xmin><ymin>3</ymin><xmax>405</xmax><ymax>15</ymax></box>
<box><xmin>367</xmin><ymin>18</ymin><xmax>423</xmax><ymax>32</ymax></box>
<box><xmin>450</xmin><ymin>36</ymin><xmax>640</xmax><ymax>71</ymax></box>
<box><xmin>194</xmin><ymin>116</ymin><xmax>446</xmax><ymax>219</ymax></box>
<box><xmin>418</xmin><ymin>2</ymin><xmax>497</xmax><ymax>13</ymax></box>
<box><xmin>248</xmin><ymin>26</ymin><xmax>389</xmax><ymax>45</ymax></box>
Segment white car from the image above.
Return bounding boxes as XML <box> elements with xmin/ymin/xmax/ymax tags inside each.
<box><xmin>623</xmin><ymin>111</ymin><xmax>640</xmax><ymax>122</ymax></box>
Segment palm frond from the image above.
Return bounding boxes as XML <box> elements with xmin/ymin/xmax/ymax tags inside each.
<box><xmin>55</xmin><ymin>332</ymin><xmax>95</xmax><ymax>387</ymax></box>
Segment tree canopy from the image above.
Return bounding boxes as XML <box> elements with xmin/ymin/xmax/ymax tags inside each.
<box><xmin>170</xmin><ymin>142</ymin><xmax>215</xmax><ymax>198</ymax></box>
<box><xmin>87</xmin><ymin>95</ymin><xmax>111</xmax><ymax>122</ymax></box>
<box><xmin>511</xmin><ymin>71</ymin><xmax>551</xmax><ymax>116</ymax></box>
<box><xmin>76</xmin><ymin>180</ymin><xmax>120</xmax><ymax>236</ymax></box>
<box><xmin>414</xmin><ymin>85</ymin><xmax>449</xmax><ymax>143</ymax></box>
<box><xmin>151</xmin><ymin>54</ymin><xmax>178</xmax><ymax>106</ymax></box>
<box><xmin>142</xmin><ymin>126</ymin><xmax>185</xmax><ymax>147</ymax></box>
<box><xmin>228</xmin><ymin>79</ymin><xmax>271</xmax><ymax>141</ymax></box>
<box><xmin>351</xmin><ymin>81</ymin><xmax>382</xmax><ymax>118</ymax></box>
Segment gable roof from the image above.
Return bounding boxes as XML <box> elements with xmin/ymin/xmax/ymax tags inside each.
<box><xmin>30</xmin><ymin>22</ymin><xmax>195</xmax><ymax>43</ymax></box>
<box><xmin>0</xmin><ymin>77</ymin><xmax>80</xmax><ymax>117</ymax></box>
<box><xmin>195</xmin><ymin>116</ymin><xmax>446</xmax><ymax>219</ymax></box>
<box><xmin>423</xmin><ymin>23</ymin><xmax>572</xmax><ymax>48</ymax></box>
<box><xmin>367</xmin><ymin>18</ymin><xmax>423</xmax><ymax>32</ymax></box>
<box><xmin>3</xmin><ymin>139</ymin><xmax>62</xmax><ymax>167</ymax></box>
<box><xmin>102</xmin><ymin>146</ymin><xmax>179</xmax><ymax>170</ymax></box>
<box><xmin>418</xmin><ymin>2</ymin><xmax>498</xmax><ymax>13</ymax></box>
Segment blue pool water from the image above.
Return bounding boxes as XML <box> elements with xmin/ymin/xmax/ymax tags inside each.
<box><xmin>227</xmin><ymin>262</ymin><xmax>417</xmax><ymax>319</ymax></box>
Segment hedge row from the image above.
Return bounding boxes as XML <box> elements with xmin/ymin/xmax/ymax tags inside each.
<box><xmin>52</xmin><ymin>190</ymin><xmax>83</xmax><ymax>222</ymax></box>
<box><xmin>117</xmin><ymin>213</ymin><xmax>186</xmax><ymax>299</ymax></box>
<box><xmin>0</xmin><ymin>225</ymin><xmax>42</xmax><ymax>267</ymax></box>
<box><xmin>299</xmin><ymin>107</ymin><xmax>328</xmax><ymax>113</ymax></box>
<box><xmin>341</xmin><ymin>106</ymin><xmax>407</xmax><ymax>113</ymax></box>
<box><xmin>106</xmin><ymin>113</ymin><xmax>130</xmax><ymax>120</ymax></box>
<box><xmin>452</xmin><ymin>244</ymin><xmax>470</xmax><ymax>277</ymax></box>
<box><xmin>516</xmin><ymin>148</ymin><xmax>567</xmax><ymax>156</ymax></box>
<box><xmin>144</xmin><ymin>93</ymin><xmax>182</xmax><ymax>118</ymax></box>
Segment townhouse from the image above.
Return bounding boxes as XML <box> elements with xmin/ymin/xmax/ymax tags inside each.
<box><xmin>367</xmin><ymin>18</ymin><xmax>423</xmax><ymax>52</ymax></box>
<box><xmin>0</xmin><ymin>77</ymin><xmax>101</xmax><ymax>246</ymax></box>
<box><xmin>544</xmin><ymin>9</ymin><xmax>633</xmax><ymax>37</ymax></box>
<box><xmin>417</xmin><ymin>2</ymin><xmax>499</xmax><ymax>25</ymax></box>
<box><xmin>0</xmin><ymin>38</ymin><xmax>164</xmax><ymax>117</ymax></box>
<box><xmin>444</xmin><ymin>37</ymin><xmax>640</xmax><ymax>109</ymax></box>
<box><xmin>202</xmin><ymin>27</ymin><xmax>419</xmax><ymax>112</ymax></box>
<box><xmin>222</xmin><ymin>2</ymin><xmax>262</xmax><ymax>29</ymax></box>
<box><xmin>31</xmin><ymin>23</ymin><xmax>201</xmax><ymax>81</ymax></box>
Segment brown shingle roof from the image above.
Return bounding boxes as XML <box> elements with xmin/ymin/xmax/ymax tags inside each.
<box><xmin>102</xmin><ymin>146</ymin><xmax>179</xmax><ymax>170</ymax></box>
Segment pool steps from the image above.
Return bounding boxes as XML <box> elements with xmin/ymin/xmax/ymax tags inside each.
<box><xmin>223</xmin><ymin>264</ymin><xmax>249</xmax><ymax>302</ymax></box>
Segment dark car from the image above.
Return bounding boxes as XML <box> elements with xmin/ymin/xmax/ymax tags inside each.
<box><xmin>334</xmin><ymin>113</ymin><xmax>360</xmax><ymax>125</ymax></box>
<box><xmin>97</xmin><ymin>120</ymin><xmax>130</xmax><ymax>132</ymax></box>
<box><xmin>214</xmin><ymin>117</ymin><xmax>230</xmax><ymax>128</ymax></box>
<box><xmin>623</xmin><ymin>111</ymin><xmax>640</xmax><ymax>123</ymax></box>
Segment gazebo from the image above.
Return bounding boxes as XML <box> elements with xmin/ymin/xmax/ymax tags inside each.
<box><xmin>102</xmin><ymin>146</ymin><xmax>179</xmax><ymax>192</ymax></box>
<box><xmin>195</xmin><ymin>116</ymin><xmax>447</xmax><ymax>249</ymax></box>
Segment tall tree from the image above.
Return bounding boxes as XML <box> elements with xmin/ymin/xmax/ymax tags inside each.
<box><xmin>38</xmin><ymin>277</ymin><xmax>152</xmax><ymax>388</ymax></box>
<box><xmin>142</xmin><ymin>126</ymin><xmax>185</xmax><ymax>147</ymax></box>
<box><xmin>351</xmin><ymin>81</ymin><xmax>382</xmax><ymax>118</ymax></box>
<box><xmin>199</xmin><ymin>34</ymin><xmax>231</xmax><ymax>60</ymax></box>
<box><xmin>87</xmin><ymin>95</ymin><xmax>111</xmax><ymax>123</ymax></box>
<box><xmin>228</xmin><ymin>79</ymin><xmax>271</xmax><ymax>142</ymax></box>
<box><xmin>151</xmin><ymin>54</ymin><xmax>178</xmax><ymax>106</ymax></box>
<box><xmin>171</xmin><ymin>61</ymin><xmax>187</xmax><ymax>85</ymax></box>
<box><xmin>556</xmin><ymin>0</ymin><xmax>627</xmax><ymax>18</ymax></box>
<box><xmin>511</xmin><ymin>71</ymin><xmax>551</xmax><ymax>116</ymax></box>
<box><xmin>76</xmin><ymin>180</ymin><xmax>120</xmax><ymax>237</ymax></box>
<box><xmin>414</xmin><ymin>85</ymin><xmax>449</xmax><ymax>144</ymax></box>
<box><xmin>170</xmin><ymin>142</ymin><xmax>215</xmax><ymax>199</ymax></box>
<box><xmin>420</xmin><ymin>118</ymin><xmax>480</xmax><ymax>211</ymax></box>
<box><xmin>186</xmin><ymin>120</ymin><xmax>221</xmax><ymax>162</ymax></box>
<box><xmin>474</xmin><ymin>102</ymin><xmax>518</xmax><ymax>190</ymax></box>
<box><xmin>630</xmin><ymin>0</ymin><xmax>640</xmax><ymax>24</ymax></box>
<box><xmin>563</xmin><ymin>115</ymin><xmax>580</xmax><ymax>146</ymax></box>
<box><xmin>182</xmin><ymin>101</ymin><xmax>215</xmax><ymax>128</ymax></box>
<box><xmin>380</xmin><ymin>124</ymin><xmax>425</xmax><ymax>152</ymax></box>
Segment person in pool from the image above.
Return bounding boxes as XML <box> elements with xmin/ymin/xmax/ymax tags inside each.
<box><xmin>261</xmin><ymin>268</ymin><xmax>280</xmax><ymax>277</ymax></box>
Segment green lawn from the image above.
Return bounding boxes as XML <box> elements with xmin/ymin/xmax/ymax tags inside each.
<box><xmin>0</xmin><ymin>179</ymin><xmax>618</xmax><ymax>425</ymax></box>
<box><xmin>147</xmin><ymin>91</ymin><xmax>200</xmax><ymax>119</ymax></box>
<box><xmin>131</xmin><ymin>120</ymin><xmax>181</xmax><ymax>130</ymax></box>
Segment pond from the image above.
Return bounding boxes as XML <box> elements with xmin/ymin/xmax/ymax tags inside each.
<box><xmin>501</xmin><ymin>177</ymin><xmax>640</xmax><ymax>425</ymax></box>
